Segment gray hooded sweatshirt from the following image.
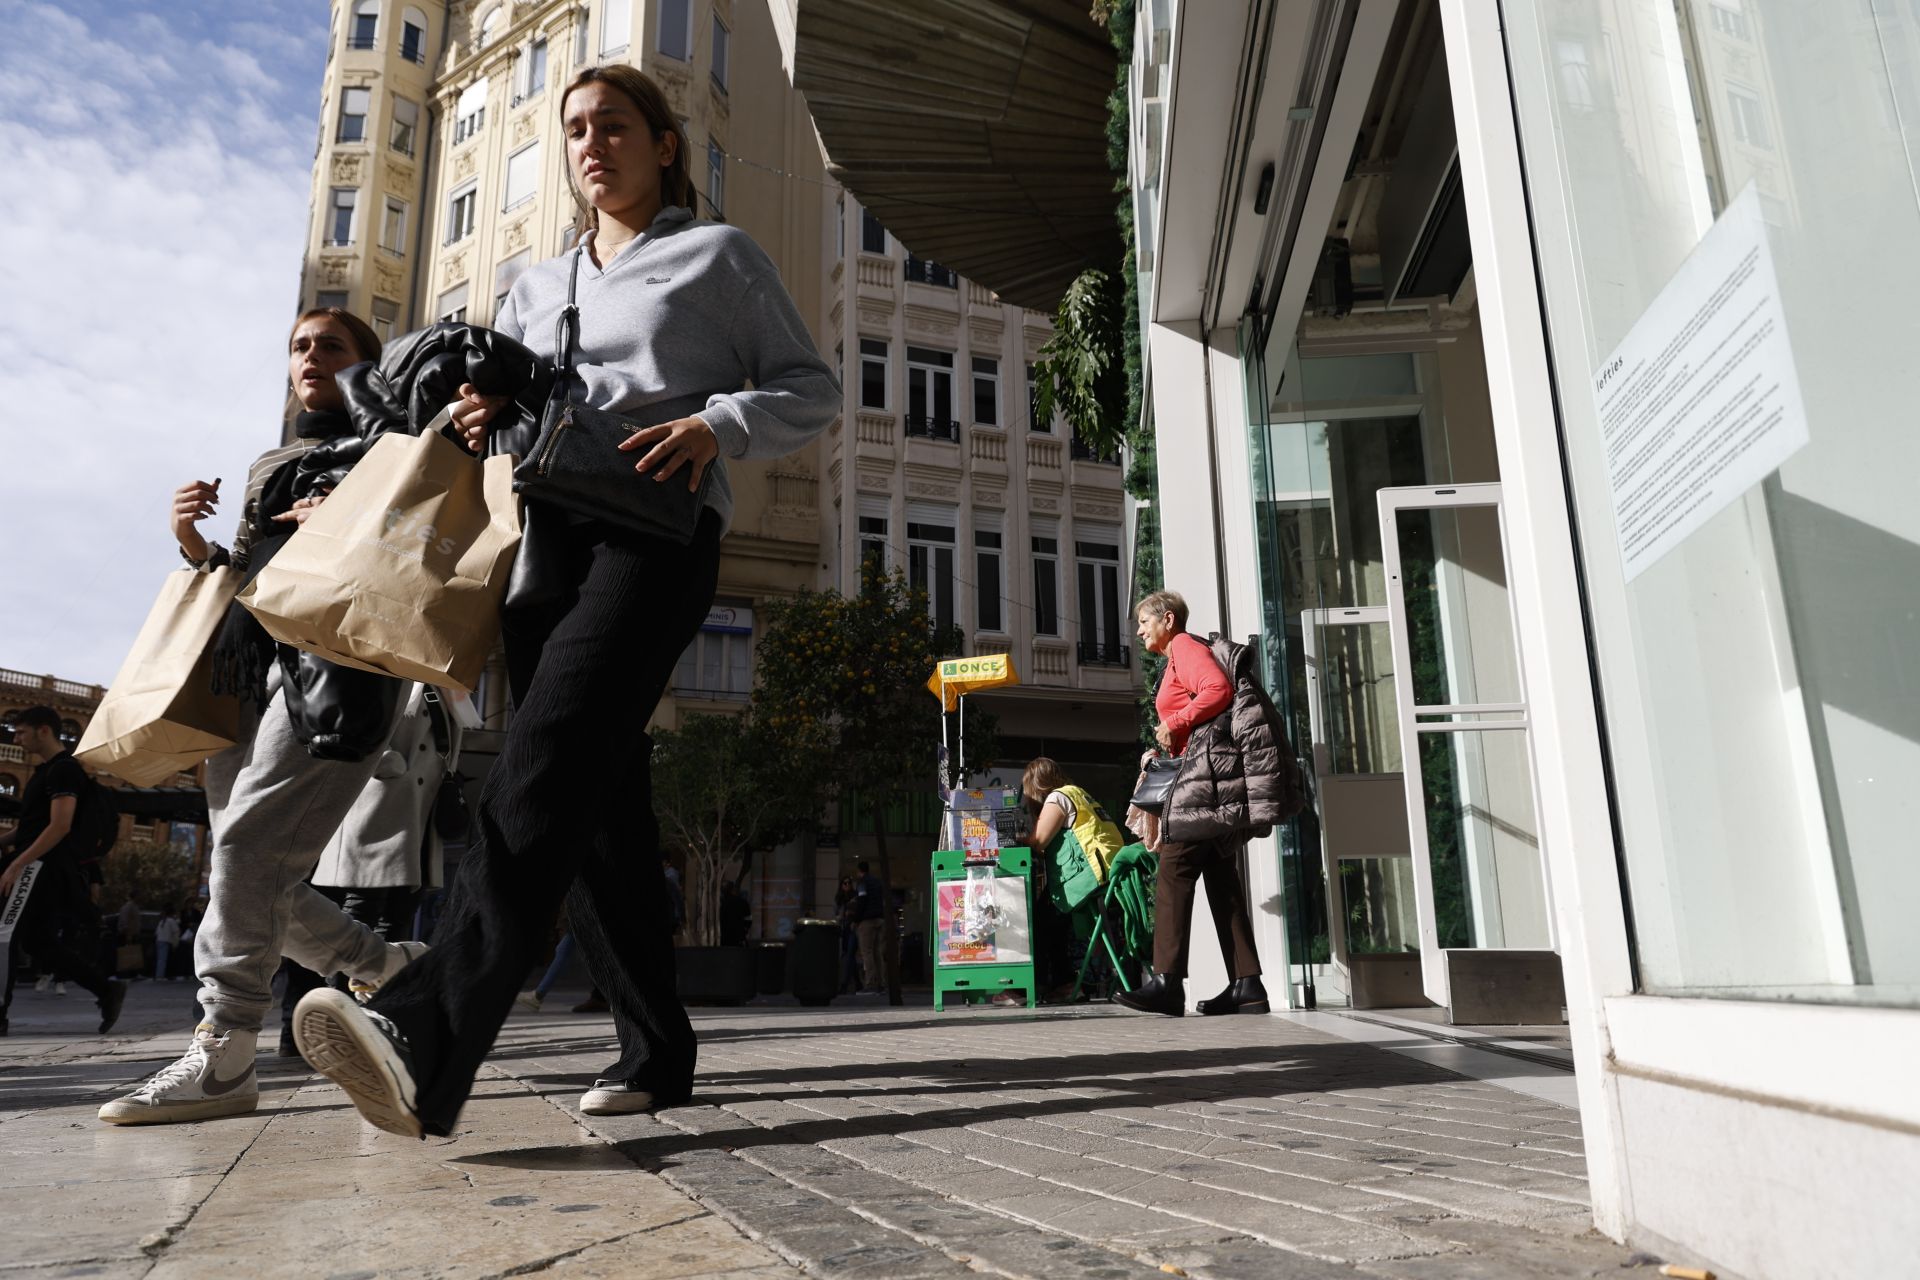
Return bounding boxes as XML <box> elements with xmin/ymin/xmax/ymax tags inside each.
<box><xmin>494</xmin><ymin>206</ymin><xmax>838</xmax><ymax>533</ymax></box>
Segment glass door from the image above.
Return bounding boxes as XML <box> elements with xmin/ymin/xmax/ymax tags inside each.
<box><xmin>1378</xmin><ymin>483</ymin><xmax>1553</xmax><ymax>1008</ymax></box>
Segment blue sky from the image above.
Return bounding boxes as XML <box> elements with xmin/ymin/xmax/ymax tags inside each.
<box><xmin>0</xmin><ymin>0</ymin><xmax>330</xmax><ymax>684</ymax></box>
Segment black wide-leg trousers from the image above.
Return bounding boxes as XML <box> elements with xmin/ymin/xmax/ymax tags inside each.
<box><xmin>372</xmin><ymin>509</ymin><xmax>721</xmax><ymax>1137</ymax></box>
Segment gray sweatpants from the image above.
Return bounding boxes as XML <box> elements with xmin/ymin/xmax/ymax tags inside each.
<box><xmin>195</xmin><ymin>685</ymin><xmax>403</xmax><ymax>1032</ymax></box>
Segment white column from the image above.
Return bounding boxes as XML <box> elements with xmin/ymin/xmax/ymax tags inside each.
<box><xmin>1437</xmin><ymin>0</ymin><xmax>1636</xmax><ymax>1238</ymax></box>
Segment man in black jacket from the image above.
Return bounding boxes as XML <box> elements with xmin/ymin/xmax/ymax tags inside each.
<box><xmin>1</xmin><ymin>707</ymin><xmax>126</xmax><ymax>1035</ymax></box>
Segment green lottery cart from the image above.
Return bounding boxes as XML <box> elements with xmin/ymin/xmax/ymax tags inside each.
<box><xmin>930</xmin><ymin>845</ymin><xmax>1036</xmax><ymax>1010</ymax></box>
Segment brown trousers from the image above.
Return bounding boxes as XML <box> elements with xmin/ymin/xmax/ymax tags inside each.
<box><xmin>1153</xmin><ymin>836</ymin><xmax>1262</xmax><ymax>980</ymax></box>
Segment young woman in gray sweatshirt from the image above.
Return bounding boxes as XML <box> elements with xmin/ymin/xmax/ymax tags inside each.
<box><xmin>294</xmin><ymin>64</ymin><xmax>839</xmax><ymax>1140</ymax></box>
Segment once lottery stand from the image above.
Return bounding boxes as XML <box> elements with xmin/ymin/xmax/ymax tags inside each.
<box><xmin>926</xmin><ymin>655</ymin><xmax>1036</xmax><ymax>1010</ymax></box>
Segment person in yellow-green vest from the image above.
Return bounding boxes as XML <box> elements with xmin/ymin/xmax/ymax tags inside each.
<box><xmin>1021</xmin><ymin>757</ymin><xmax>1126</xmax><ymax>1003</ymax></box>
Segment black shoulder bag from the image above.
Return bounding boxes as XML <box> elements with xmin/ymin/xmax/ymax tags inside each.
<box><xmin>1128</xmin><ymin>755</ymin><xmax>1183</xmax><ymax>814</ymax></box>
<box><xmin>510</xmin><ymin>246</ymin><xmax>714</xmax><ymax>542</ymax></box>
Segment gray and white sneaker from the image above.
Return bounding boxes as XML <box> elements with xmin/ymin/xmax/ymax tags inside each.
<box><xmin>348</xmin><ymin>939</ymin><xmax>430</xmax><ymax>1005</ymax></box>
<box><xmin>293</xmin><ymin>987</ymin><xmax>422</xmax><ymax>1138</ymax></box>
<box><xmin>98</xmin><ymin>1026</ymin><xmax>259</xmax><ymax>1126</ymax></box>
<box><xmin>578</xmin><ymin>1079</ymin><xmax>655</xmax><ymax>1116</ymax></box>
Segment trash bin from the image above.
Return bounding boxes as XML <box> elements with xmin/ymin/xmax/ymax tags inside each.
<box><xmin>754</xmin><ymin>941</ymin><xmax>788</xmax><ymax>995</ymax></box>
<box><xmin>789</xmin><ymin>918</ymin><xmax>841</xmax><ymax>1006</ymax></box>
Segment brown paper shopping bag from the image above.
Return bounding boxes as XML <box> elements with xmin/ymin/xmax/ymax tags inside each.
<box><xmin>238</xmin><ymin>430</ymin><xmax>521</xmax><ymax>692</ymax></box>
<box><xmin>76</xmin><ymin>567</ymin><xmax>243</xmax><ymax>786</ymax></box>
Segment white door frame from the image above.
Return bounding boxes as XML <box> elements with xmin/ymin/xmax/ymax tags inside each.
<box><xmin>1377</xmin><ymin>482</ymin><xmax>1552</xmax><ymax>1007</ymax></box>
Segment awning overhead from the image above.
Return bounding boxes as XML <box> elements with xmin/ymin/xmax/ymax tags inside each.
<box><xmin>792</xmin><ymin>0</ymin><xmax>1122</xmax><ymax>312</ymax></box>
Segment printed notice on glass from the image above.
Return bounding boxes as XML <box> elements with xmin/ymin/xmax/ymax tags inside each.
<box><xmin>1592</xmin><ymin>183</ymin><xmax>1808</xmax><ymax>582</ymax></box>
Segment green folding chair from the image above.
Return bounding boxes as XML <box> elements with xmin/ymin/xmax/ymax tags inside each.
<box><xmin>1071</xmin><ymin>842</ymin><xmax>1157</xmax><ymax>1000</ymax></box>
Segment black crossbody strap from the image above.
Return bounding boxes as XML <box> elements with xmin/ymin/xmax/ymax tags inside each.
<box><xmin>552</xmin><ymin>246</ymin><xmax>582</xmax><ymax>389</ymax></box>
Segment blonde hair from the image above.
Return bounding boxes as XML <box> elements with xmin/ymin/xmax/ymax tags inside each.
<box><xmin>1021</xmin><ymin>756</ymin><xmax>1071</xmax><ymax>803</ymax></box>
<box><xmin>1134</xmin><ymin>590</ymin><xmax>1188</xmax><ymax>631</ymax></box>
<box><xmin>559</xmin><ymin>64</ymin><xmax>697</xmax><ymax>235</ymax></box>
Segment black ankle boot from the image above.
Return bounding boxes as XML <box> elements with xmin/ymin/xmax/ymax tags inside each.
<box><xmin>1197</xmin><ymin>976</ymin><xmax>1270</xmax><ymax>1015</ymax></box>
<box><xmin>1114</xmin><ymin>974</ymin><xmax>1186</xmax><ymax>1016</ymax></box>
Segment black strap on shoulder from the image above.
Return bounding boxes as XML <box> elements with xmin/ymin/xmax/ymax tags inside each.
<box><xmin>552</xmin><ymin>247</ymin><xmax>582</xmax><ymax>388</ymax></box>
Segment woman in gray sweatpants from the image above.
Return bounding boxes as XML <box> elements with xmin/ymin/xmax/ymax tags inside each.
<box><xmin>98</xmin><ymin>306</ymin><xmax>425</xmax><ymax>1127</ymax></box>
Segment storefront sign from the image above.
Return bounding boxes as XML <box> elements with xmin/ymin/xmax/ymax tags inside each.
<box><xmin>701</xmin><ymin>605</ymin><xmax>752</xmax><ymax>635</ymax></box>
<box><xmin>1593</xmin><ymin>183</ymin><xmax>1809</xmax><ymax>582</ymax></box>
<box><xmin>935</xmin><ymin>873</ymin><xmax>1032</xmax><ymax>965</ymax></box>
<box><xmin>925</xmin><ymin>653</ymin><xmax>1019</xmax><ymax>710</ymax></box>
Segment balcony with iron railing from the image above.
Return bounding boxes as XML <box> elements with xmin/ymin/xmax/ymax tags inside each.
<box><xmin>1070</xmin><ymin>435</ymin><xmax>1122</xmax><ymax>465</ymax></box>
<box><xmin>903</xmin><ymin>255</ymin><xmax>958</xmax><ymax>288</ymax></box>
<box><xmin>1077</xmin><ymin>639</ymin><xmax>1131</xmax><ymax>668</ymax></box>
<box><xmin>348</xmin><ymin>33</ymin><xmax>377</xmax><ymax>50</ymax></box>
<box><xmin>903</xmin><ymin>415</ymin><xmax>960</xmax><ymax>443</ymax></box>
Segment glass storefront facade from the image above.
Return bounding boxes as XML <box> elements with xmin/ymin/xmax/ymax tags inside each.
<box><xmin>1503</xmin><ymin>0</ymin><xmax>1920</xmax><ymax>1005</ymax></box>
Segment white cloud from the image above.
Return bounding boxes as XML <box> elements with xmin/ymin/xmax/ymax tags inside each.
<box><xmin>0</xmin><ymin>0</ymin><xmax>327</xmax><ymax>686</ymax></box>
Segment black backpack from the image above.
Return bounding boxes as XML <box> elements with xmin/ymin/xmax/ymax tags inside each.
<box><xmin>69</xmin><ymin>775</ymin><xmax>121</xmax><ymax>863</ymax></box>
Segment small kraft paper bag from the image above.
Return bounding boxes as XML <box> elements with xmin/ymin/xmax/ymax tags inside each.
<box><xmin>76</xmin><ymin>567</ymin><xmax>243</xmax><ymax>786</ymax></box>
<box><xmin>239</xmin><ymin>429</ymin><xmax>522</xmax><ymax>693</ymax></box>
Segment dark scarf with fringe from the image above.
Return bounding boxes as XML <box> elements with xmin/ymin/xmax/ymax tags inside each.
<box><xmin>207</xmin><ymin>411</ymin><xmax>351</xmax><ymax>708</ymax></box>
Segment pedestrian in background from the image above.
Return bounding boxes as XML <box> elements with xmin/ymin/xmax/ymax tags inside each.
<box><xmin>297</xmin><ymin>63</ymin><xmax>838</xmax><ymax>1139</ymax></box>
<box><xmin>833</xmin><ymin>875</ymin><xmax>860</xmax><ymax>994</ymax></box>
<box><xmin>98</xmin><ymin>307</ymin><xmax>426</xmax><ymax>1127</ymax></box>
<box><xmin>852</xmin><ymin>861</ymin><xmax>886</xmax><ymax>993</ymax></box>
<box><xmin>1116</xmin><ymin>591</ymin><xmax>1269</xmax><ymax>1018</ymax></box>
<box><xmin>154</xmin><ymin>910</ymin><xmax>182</xmax><ymax>982</ymax></box>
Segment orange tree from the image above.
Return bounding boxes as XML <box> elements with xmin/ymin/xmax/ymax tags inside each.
<box><xmin>752</xmin><ymin>571</ymin><xmax>995</xmax><ymax>1004</ymax></box>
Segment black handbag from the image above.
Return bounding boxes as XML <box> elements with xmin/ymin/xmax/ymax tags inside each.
<box><xmin>510</xmin><ymin>247</ymin><xmax>713</xmax><ymax>542</ymax></box>
<box><xmin>1129</xmin><ymin>755</ymin><xmax>1183</xmax><ymax>814</ymax></box>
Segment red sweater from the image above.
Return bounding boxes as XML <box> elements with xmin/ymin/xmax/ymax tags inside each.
<box><xmin>1155</xmin><ymin>632</ymin><xmax>1232</xmax><ymax>756</ymax></box>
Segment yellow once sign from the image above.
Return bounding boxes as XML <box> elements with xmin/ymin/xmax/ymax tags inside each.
<box><xmin>925</xmin><ymin>653</ymin><xmax>1019</xmax><ymax>710</ymax></box>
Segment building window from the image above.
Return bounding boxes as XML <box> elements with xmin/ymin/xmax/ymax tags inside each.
<box><xmin>523</xmin><ymin>37</ymin><xmax>548</xmax><ymax>100</ymax></box>
<box><xmin>657</xmin><ymin>0</ymin><xmax>689</xmax><ymax>59</ymax></box>
<box><xmin>454</xmin><ymin>79</ymin><xmax>487</xmax><ymax>144</ymax></box>
<box><xmin>859</xmin><ymin>338</ymin><xmax>889</xmax><ymax>410</ymax></box>
<box><xmin>904</xmin><ymin>255</ymin><xmax>958</xmax><ymax>287</ymax></box>
<box><xmin>326</xmin><ymin>187</ymin><xmax>358</xmax><ymax>245</ymax></box>
<box><xmin>400</xmin><ymin>6</ymin><xmax>428</xmax><ymax>62</ymax></box>
<box><xmin>389</xmin><ymin>94</ymin><xmax>419</xmax><ymax>156</ymax></box>
<box><xmin>707</xmin><ymin>140</ymin><xmax>725</xmax><ymax>217</ymax></box>
<box><xmin>435</xmin><ymin>282</ymin><xmax>469</xmax><ymax>324</ymax></box>
<box><xmin>1032</xmin><ymin>531</ymin><xmax>1060</xmax><ymax>636</ymax></box>
<box><xmin>860</xmin><ymin>208</ymin><xmax>886</xmax><ymax>254</ymax></box>
<box><xmin>602</xmin><ymin>0</ymin><xmax>631</xmax><ymax>54</ymax></box>
<box><xmin>971</xmin><ymin>356</ymin><xmax>999</xmax><ymax>426</ymax></box>
<box><xmin>315</xmin><ymin>290</ymin><xmax>349</xmax><ymax>310</ymax></box>
<box><xmin>445</xmin><ymin>183</ymin><xmax>477</xmax><ymax>242</ymax></box>
<box><xmin>712</xmin><ymin>13</ymin><xmax>731</xmax><ymax>91</ymax></box>
<box><xmin>836</xmin><ymin>194</ymin><xmax>845</xmax><ymax>259</ymax></box>
<box><xmin>672</xmin><ymin>624</ymin><xmax>754</xmax><ymax>701</ymax></box>
<box><xmin>371</xmin><ymin>296</ymin><xmax>400</xmax><ymax>340</ymax></box>
<box><xmin>1554</xmin><ymin>38</ymin><xmax>1596</xmax><ymax>113</ymax></box>
<box><xmin>1075</xmin><ymin>530</ymin><xmax>1125</xmax><ymax>665</ymax></box>
<box><xmin>574</xmin><ymin>7</ymin><xmax>589</xmax><ymax>63</ymax></box>
<box><xmin>857</xmin><ymin>511</ymin><xmax>889</xmax><ymax>586</ymax></box>
<box><xmin>493</xmin><ymin>248</ymin><xmax>530</xmax><ymax>316</ymax></box>
<box><xmin>503</xmin><ymin>140</ymin><xmax>540</xmax><ymax>210</ymax></box>
<box><xmin>350</xmin><ymin>0</ymin><xmax>379</xmax><ymax>49</ymax></box>
<box><xmin>975</xmin><ymin>522</ymin><xmax>1004</xmax><ymax>632</ymax></box>
<box><xmin>1727</xmin><ymin>85</ymin><xmax>1771</xmax><ymax>149</ymax></box>
<box><xmin>0</xmin><ymin>774</ymin><xmax>18</xmax><ymax>800</ymax></box>
<box><xmin>906</xmin><ymin>347</ymin><xmax>957</xmax><ymax>441</ymax></box>
<box><xmin>476</xmin><ymin>4</ymin><xmax>503</xmax><ymax>49</ymax></box>
<box><xmin>1027</xmin><ymin>361</ymin><xmax>1050</xmax><ymax>433</ymax></box>
<box><xmin>907</xmin><ymin>510</ymin><xmax>957</xmax><ymax>634</ymax></box>
<box><xmin>337</xmin><ymin>86</ymin><xmax>370</xmax><ymax>142</ymax></box>
<box><xmin>380</xmin><ymin>195</ymin><xmax>408</xmax><ymax>253</ymax></box>
<box><xmin>1709</xmin><ymin>0</ymin><xmax>1751</xmax><ymax>41</ymax></box>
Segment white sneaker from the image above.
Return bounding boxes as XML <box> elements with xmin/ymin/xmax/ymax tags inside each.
<box><xmin>514</xmin><ymin>991</ymin><xmax>543</xmax><ymax>1013</ymax></box>
<box><xmin>54</xmin><ymin>982</ymin><xmax>67</xmax><ymax>996</ymax></box>
<box><xmin>349</xmin><ymin>939</ymin><xmax>429</xmax><ymax>1005</ymax></box>
<box><xmin>578</xmin><ymin>1079</ymin><xmax>655</xmax><ymax>1116</ymax></box>
<box><xmin>34</xmin><ymin>974</ymin><xmax>50</xmax><ymax>992</ymax></box>
<box><xmin>98</xmin><ymin>1027</ymin><xmax>260</xmax><ymax>1126</ymax></box>
<box><xmin>293</xmin><ymin>987</ymin><xmax>422</xmax><ymax>1138</ymax></box>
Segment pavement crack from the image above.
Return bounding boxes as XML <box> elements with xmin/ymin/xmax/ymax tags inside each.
<box><xmin>478</xmin><ymin>1213</ymin><xmax>711</xmax><ymax>1279</ymax></box>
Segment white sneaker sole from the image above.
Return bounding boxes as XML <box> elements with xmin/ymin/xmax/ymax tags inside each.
<box><xmin>97</xmin><ymin>1091</ymin><xmax>258</xmax><ymax>1126</ymax></box>
<box><xmin>579</xmin><ymin>1089</ymin><xmax>655</xmax><ymax>1116</ymax></box>
<box><xmin>293</xmin><ymin>989</ymin><xmax>422</xmax><ymax>1139</ymax></box>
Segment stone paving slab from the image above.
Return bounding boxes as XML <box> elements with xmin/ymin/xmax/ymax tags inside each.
<box><xmin>0</xmin><ymin>981</ymin><xmax>1667</xmax><ymax>1279</ymax></box>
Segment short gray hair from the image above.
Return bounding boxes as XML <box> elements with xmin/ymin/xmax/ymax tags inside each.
<box><xmin>1134</xmin><ymin>590</ymin><xmax>1188</xmax><ymax>631</ymax></box>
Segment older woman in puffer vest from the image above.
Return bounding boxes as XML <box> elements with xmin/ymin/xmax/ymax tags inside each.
<box><xmin>1118</xmin><ymin>591</ymin><xmax>1303</xmax><ymax>1018</ymax></box>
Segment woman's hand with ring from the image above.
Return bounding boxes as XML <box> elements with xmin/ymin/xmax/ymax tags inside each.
<box><xmin>448</xmin><ymin>382</ymin><xmax>510</xmax><ymax>454</ymax></box>
<box><xmin>272</xmin><ymin>491</ymin><xmax>331</xmax><ymax>525</ymax></box>
<box><xmin>1153</xmin><ymin>722</ymin><xmax>1174</xmax><ymax>752</ymax></box>
<box><xmin>619</xmin><ymin>416</ymin><xmax>719</xmax><ymax>492</ymax></box>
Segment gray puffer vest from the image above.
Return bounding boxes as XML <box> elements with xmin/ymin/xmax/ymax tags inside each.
<box><xmin>1163</xmin><ymin>634</ymin><xmax>1306</xmax><ymax>843</ymax></box>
